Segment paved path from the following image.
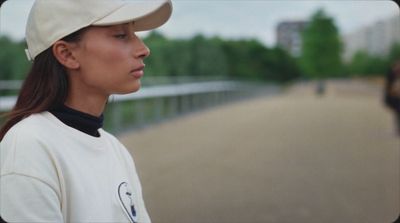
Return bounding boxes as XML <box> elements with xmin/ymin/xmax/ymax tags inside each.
<box><xmin>119</xmin><ymin>80</ymin><xmax>399</xmax><ymax>223</ymax></box>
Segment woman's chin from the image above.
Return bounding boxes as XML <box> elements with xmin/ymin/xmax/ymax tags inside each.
<box><xmin>126</xmin><ymin>85</ymin><xmax>141</xmax><ymax>94</ymax></box>
<box><xmin>114</xmin><ymin>81</ymin><xmax>141</xmax><ymax>95</ymax></box>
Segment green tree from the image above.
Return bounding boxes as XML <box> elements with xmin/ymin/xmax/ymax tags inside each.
<box><xmin>264</xmin><ymin>46</ymin><xmax>301</xmax><ymax>82</ymax></box>
<box><xmin>188</xmin><ymin>34</ymin><xmax>228</xmax><ymax>77</ymax></box>
<box><xmin>144</xmin><ymin>32</ymin><xmax>228</xmax><ymax>78</ymax></box>
<box><xmin>142</xmin><ymin>31</ymin><xmax>171</xmax><ymax>76</ymax></box>
<box><xmin>346</xmin><ymin>50</ymin><xmax>387</xmax><ymax>76</ymax></box>
<box><xmin>0</xmin><ymin>36</ymin><xmax>31</xmax><ymax>80</ymax></box>
<box><xmin>221</xmin><ymin>39</ymin><xmax>264</xmax><ymax>80</ymax></box>
<box><xmin>222</xmin><ymin>39</ymin><xmax>301</xmax><ymax>82</ymax></box>
<box><xmin>300</xmin><ymin>9</ymin><xmax>343</xmax><ymax>79</ymax></box>
<box><xmin>141</xmin><ymin>32</ymin><xmax>302</xmax><ymax>82</ymax></box>
<box><xmin>388</xmin><ymin>42</ymin><xmax>400</xmax><ymax>65</ymax></box>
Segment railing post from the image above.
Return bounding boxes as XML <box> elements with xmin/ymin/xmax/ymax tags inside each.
<box><xmin>168</xmin><ymin>96</ymin><xmax>178</xmax><ymax>118</ymax></box>
<box><xmin>135</xmin><ymin>100</ymin><xmax>145</xmax><ymax>128</ymax></box>
<box><xmin>111</xmin><ymin>102</ymin><xmax>122</xmax><ymax>132</ymax></box>
<box><xmin>154</xmin><ymin>97</ymin><xmax>163</xmax><ymax>122</ymax></box>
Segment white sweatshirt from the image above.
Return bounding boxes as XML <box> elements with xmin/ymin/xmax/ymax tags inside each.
<box><xmin>0</xmin><ymin>112</ymin><xmax>151</xmax><ymax>223</ymax></box>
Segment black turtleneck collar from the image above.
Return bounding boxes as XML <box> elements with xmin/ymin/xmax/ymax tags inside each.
<box><xmin>49</xmin><ymin>105</ymin><xmax>104</xmax><ymax>137</ymax></box>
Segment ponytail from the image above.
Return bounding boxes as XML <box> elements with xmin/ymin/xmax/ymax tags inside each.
<box><xmin>0</xmin><ymin>28</ymin><xmax>86</xmax><ymax>140</ymax></box>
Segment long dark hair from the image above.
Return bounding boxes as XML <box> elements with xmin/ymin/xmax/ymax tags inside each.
<box><xmin>0</xmin><ymin>29</ymin><xmax>86</xmax><ymax>140</ymax></box>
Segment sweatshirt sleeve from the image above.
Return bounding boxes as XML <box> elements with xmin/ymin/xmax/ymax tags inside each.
<box><xmin>0</xmin><ymin>174</ymin><xmax>63</xmax><ymax>222</ymax></box>
<box><xmin>0</xmin><ymin>122</ymin><xmax>64</xmax><ymax>222</ymax></box>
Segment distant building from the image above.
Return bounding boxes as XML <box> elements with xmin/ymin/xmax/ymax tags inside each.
<box><xmin>276</xmin><ymin>21</ymin><xmax>308</xmax><ymax>57</ymax></box>
<box><xmin>342</xmin><ymin>15</ymin><xmax>400</xmax><ymax>62</ymax></box>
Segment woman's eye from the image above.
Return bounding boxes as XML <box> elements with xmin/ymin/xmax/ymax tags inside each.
<box><xmin>114</xmin><ymin>34</ymin><xmax>127</xmax><ymax>39</ymax></box>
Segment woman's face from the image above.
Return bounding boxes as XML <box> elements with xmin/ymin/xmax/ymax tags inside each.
<box><xmin>71</xmin><ymin>22</ymin><xmax>150</xmax><ymax>95</ymax></box>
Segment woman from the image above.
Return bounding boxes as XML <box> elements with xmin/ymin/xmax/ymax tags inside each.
<box><xmin>384</xmin><ymin>60</ymin><xmax>400</xmax><ymax>136</ymax></box>
<box><xmin>0</xmin><ymin>0</ymin><xmax>172</xmax><ymax>222</ymax></box>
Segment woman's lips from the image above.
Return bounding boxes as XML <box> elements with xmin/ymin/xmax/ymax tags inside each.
<box><xmin>130</xmin><ymin>65</ymin><xmax>145</xmax><ymax>78</ymax></box>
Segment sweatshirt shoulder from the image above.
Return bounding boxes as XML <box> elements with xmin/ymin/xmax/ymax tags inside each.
<box><xmin>99</xmin><ymin>129</ymin><xmax>134</xmax><ymax>160</ymax></box>
<box><xmin>2</xmin><ymin>112</ymin><xmax>52</xmax><ymax>141</ymax></box>
<box><xmin>99</xmin><ymin>129</ymin><xmax>124</xmax><ymax>147</ymax></box>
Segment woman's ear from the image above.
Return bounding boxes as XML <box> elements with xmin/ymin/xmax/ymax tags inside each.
<box><xmin>52</xmin><ymin>40</ymin><xmax>80</xmax><ymax>69</ymax></box>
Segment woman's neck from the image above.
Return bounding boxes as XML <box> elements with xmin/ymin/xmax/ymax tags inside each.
<box><xmin>65</xmin><ymin>86</ymin><xmax>108</xmax><ymax>117</ymax></box>
<box><xmin>65</xmin><ymin>72</ymin><xmax>109</xmax><ymax>117</ymax></box>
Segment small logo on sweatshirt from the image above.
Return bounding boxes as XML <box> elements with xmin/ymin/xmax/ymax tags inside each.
<box><xmin>118</xmin><ymin>182</ymin><xmax>137</xmax><ymax>223</ymax></box>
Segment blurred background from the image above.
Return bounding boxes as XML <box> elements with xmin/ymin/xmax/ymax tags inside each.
<box><xmin>1</xmin><ymin>0</ymin><xmax>399</xmax><ymax>222</ymax></box>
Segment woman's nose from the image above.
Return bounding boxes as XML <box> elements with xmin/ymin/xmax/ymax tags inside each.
<box><xmin>133</xmin><ymin>35</ymin><xmax>150</xmax><ymax>59</ymax></box>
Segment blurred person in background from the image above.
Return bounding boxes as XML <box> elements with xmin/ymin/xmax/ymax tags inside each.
<box><xmin>0</xmin><ymin>0</ymin><xmax>172</xmax><ymax>222</ymax></box>
<box><xmin>384</xmin><ymin>60</ymin><xmax>400</xmax><ymax>136</ymax></box>
<box><xmin>384</xmin><ymin>60</ymin><xmax>400</xmax><ymax>223</ymax></box>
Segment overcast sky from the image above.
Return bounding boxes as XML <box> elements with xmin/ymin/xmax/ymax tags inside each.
<box><xmin>0</xmin><ymin>0</ymin><xmax>399</xmax><ymax>47</ymax></box>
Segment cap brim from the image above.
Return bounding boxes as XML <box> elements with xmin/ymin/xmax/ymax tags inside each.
<box><xmin>93</xmin><ymin>0</ymin><xmax>172</xmax><ymax>31</ymax></box>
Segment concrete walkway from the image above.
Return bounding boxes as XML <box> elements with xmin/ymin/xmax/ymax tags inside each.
<box><xmin>119</xmin><ymin>80</ymin><xmax>399</xmax><ymax>223</ymax></box>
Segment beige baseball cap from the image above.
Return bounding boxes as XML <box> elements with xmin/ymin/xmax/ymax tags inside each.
<box><xmin>25</xmin><ymin>0</ymin><xmax>173</xmax><ymax>60</ymax></box>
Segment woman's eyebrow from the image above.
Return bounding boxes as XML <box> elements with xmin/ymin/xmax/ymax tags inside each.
<box><xmin>102</xmin><ymin>25</ymin><xmax>125</xmax><ymax>34</ymax></box>
<box><xmin>112</xmin><ymin>23</ymin><xmax>134</xmax><ymax>32</ymax></box>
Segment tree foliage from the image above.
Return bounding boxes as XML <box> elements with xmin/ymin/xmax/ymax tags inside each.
<box><xmin>143</xmin><ymin>32</ymin><xmax>300</xmax><ymax>82</ymax></box>
<box><xmin>144</xmin><ymin>32</ymin><xmax>300</xmax><ymax>82</ymax></box>
<box><xmin>344</xmin><ymin>42</ymin><xmax>400</xmax><ymax>76</ymax></box>
<box><xmin>1</xmin><ymin>32</ymin><xmax>302</xmax><ymax>83</ymax></box>
<box><xmin>300</xmin><ymin>9</ymin><xmax>343</xmax><ymax>79</ymax></box>
<box><xmin>346</xmin><ymin>51</ymin><xmax>388</xmax><ymax>76</ymax></box>
<box><xmin>219</xmin><ymin>39</ymin><xmax>301</xmax><ymax>81</ymax></box>
<box><xmin>0</xmin><ymin>36</ymin><xmax>31</xmax><ymax>80</ymax></box>
<box><xmin>388</xmin><ymin>42</ymin><xmax>400</xmax><ymax>65</ymax></box>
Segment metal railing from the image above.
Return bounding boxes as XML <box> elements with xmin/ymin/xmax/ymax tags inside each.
<box><xmin>0</xmin><ymin>80</ymin><xmax>22</xmax><ymax>90</ymax></box>
<box><xmin>0</xmin><ymin>80</ymin><xmax>280</xmax><ymax>133</ymax></box>
<box><xmin>0</xmin><ymin>95</ymin><xmax>16</xmax><ymax>112</ymax></box>
<box><xmin>105</xmin><ymin>81</ymin><xmax>279</xmax><ymax>132</ymax></box>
